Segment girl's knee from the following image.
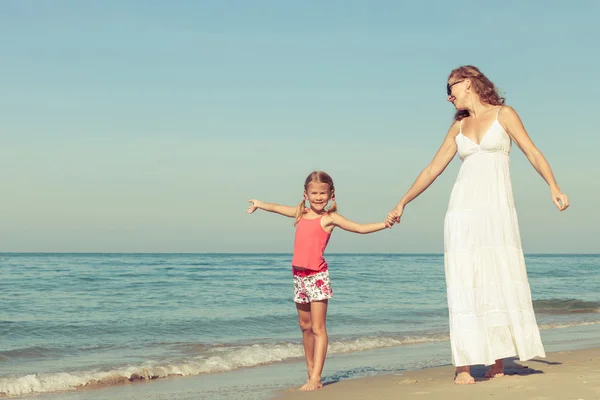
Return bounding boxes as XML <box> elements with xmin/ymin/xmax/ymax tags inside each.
<box><xmin>311</xmin><ymin>324</ymin><xmax>327</xmax><ymax>336</ymax></box>
<box><xmin>298</xmin><ymin>320</ymin><xmax>312</xmax><ymax>333</ymax></box>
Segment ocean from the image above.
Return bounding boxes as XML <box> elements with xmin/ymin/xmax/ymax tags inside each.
<box><xmin>1</xmin><ymin>253</ymin><xmax>599</xmax><ymax>399</ymax></box>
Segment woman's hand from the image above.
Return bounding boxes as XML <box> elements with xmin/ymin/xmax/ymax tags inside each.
<box><xmin>386</xmin><ymin>204</ymin><xmax>404</xmax><ymax>225</ymax></box>
<box><xmin>551</xmin><ymin>189</ymin><xmax>569</xmax><ymax>211</ymax></box>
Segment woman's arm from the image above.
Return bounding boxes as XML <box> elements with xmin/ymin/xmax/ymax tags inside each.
<box><xmin>499</xmin><ymin>106</ymin><xmax>570</xmax><ymax>211</ymax></box>
<box><xmin>247</xmin><ymin>199</ymin><xmax>297</xmax><ymax>217</ymax></box>
<box><xmin>387</xmin><ymin>121</ymin><xmax>460</xmax><ymax>224</ymax></box>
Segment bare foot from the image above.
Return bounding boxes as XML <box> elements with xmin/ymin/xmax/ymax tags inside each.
<box><xmin>299</xmin><ymin>379</ymin><xmax>322</xmax><ymax>391</ymax></box>
<box><xmin>484</xmin><ymin>369</ymin><xmax>505</xmax><ymax>378</ymax></box>
<box><xmin>455</xmin><ymin>372</ymin><xmax>475</xmax><ymax>385</ymax></box>
<box><xmin>454</xmin><ymin>366</ymin><xmax>475</xmax><ymax>385</ymax></box>
<box><xmin>484</xmin><ymin>360</ymin><xmax>505</xmax><ymax>379</ymax></box>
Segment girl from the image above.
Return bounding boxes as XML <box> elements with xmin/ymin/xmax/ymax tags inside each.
<box><xmin>247</xmin><ymin>171</ymin><xmax>391</xmax><ymax>391</ymax></box>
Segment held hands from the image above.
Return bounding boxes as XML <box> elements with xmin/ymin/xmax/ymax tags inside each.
<box><xmin>551</xmin><ymin>189</ymin><xmax>570</xmax><ymax>211</ymax></box>
<box><xmin>384</xmin><ymin>218</ymin><xmax>394</xmax><ymax>229</ymax></box>
<box><xmin>247</xmin><ymin>199</ymin><xmax>261</xmax><ymax>214</ymax></box>
<box><xmin>386</xmin><ymin>205</ymin><xmax>404</xmax><ymax>226</ymax></box>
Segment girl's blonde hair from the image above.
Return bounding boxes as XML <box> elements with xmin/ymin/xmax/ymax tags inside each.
<box><xmin>294</xmin><ymin>171</ymin><xmax>338</xmax><ymax>226</ymax></box>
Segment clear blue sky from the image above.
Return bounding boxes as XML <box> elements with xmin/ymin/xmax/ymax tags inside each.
<box><xmin>1</xmin><ymin>1</ymin><xmax>598</xmax><ymax>253</ymax></box>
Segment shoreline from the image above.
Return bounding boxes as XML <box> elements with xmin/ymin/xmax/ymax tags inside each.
<box><xmin>7</xmin><ymin>326</ymin><xmax>599</xmax><ymax>400</ymax></box>
<box><xmin>275</xmin><ymin>347</ymin><xmax>600</xmax><ymax>399</ymax></box>
<box><xmin>3</xmin><ymin>318</ymin><xmax>599</xmax><ymax>399</ymax></box>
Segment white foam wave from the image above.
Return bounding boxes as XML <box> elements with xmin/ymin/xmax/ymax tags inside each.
<box><xmin>2</xmin><ymin>322</ymin><xmax>597</xmax><ymax>397</ymax></box>
<box><xmin>329</xmin><ymin>334</ymin><xmax>448</xmax><ymax>354</ymax></box>
<box><xmin>539</xmin><ymin>320</ymin><xmax>600</xmax><ymax>330</ymax></box>
<box><xmin>0</xmin><ymin>335</ymin><xmax>447</xmax><ymax>396</ymax></box>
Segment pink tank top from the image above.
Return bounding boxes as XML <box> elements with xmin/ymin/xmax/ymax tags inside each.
<box><xmin>291</xmin><ymin>215</ymin><xmax>331</xmax><ymax>271</ymax></box>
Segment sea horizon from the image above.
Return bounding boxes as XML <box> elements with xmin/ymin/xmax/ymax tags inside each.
<box><xmin>2</xmin><ymin>252</ymin><xmax>599</xmax><ymax>255</ymax></box>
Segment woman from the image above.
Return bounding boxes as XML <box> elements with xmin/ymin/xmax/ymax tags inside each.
<box><xmin>387</xmin><ymin>65</ymin><xmax>569</xmax><ymax>384</ymax></box>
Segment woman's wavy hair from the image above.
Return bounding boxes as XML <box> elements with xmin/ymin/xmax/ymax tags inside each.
<box><xmin>449</xmin><ymin>65</ymin><xmax>505</xmax><ymax>121</ymax></box>
<box><xmin>294</xmin><ymin>171</ymin><xmax>337</xmax><ymax>226</ymax></box>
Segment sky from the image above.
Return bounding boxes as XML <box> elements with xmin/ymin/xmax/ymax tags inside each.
<box><xmin>1</xmin><ymin>1</ymin><xmax>599</xmax><ymax>253</ymax></box>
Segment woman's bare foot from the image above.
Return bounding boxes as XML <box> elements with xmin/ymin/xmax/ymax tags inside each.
<box><xmin>484</xmin><ymin>359</ymin><xmax>505</xmax><ymax>378</ymax></box>
<box><xmin>455</xmin><ymin>366</ymin><xmax>475</xmax><ymax>385</ymax></box>
<box><xmin>299</xmin><ymin>379</ymin><xmax>322</xmax><ymax>391</ymax></box>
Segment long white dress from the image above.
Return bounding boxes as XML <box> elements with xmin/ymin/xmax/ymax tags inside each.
<box><xmin>444</xmin><ymin>109</ymin><xmax>546</xmax><ymax>367</ymax></box>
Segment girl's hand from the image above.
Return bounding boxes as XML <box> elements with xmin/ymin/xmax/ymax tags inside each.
<box><xmin>386</xmin><ymin>205</ymin><xmax>404</xmax><ymax>225</ymax></box>
<box><xmin>385</xmin><ymin>213</ymin><xmax>397</xmax><ymax>226</ymax></box>
<box><xmin>247</xmin><ymin>199</ymin><xmax>261</xmax><ymax>214</ymax></box>
<box><xmin>551</xmin><ymin>189</ymin><xmax>569</xmax><ymax>211</ymax></box>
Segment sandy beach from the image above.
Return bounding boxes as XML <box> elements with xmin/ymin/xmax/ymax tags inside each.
<box><xmin>277</xmin><ymin>348</ymin><xmax>600</xmax><ymax>400</ymax></box>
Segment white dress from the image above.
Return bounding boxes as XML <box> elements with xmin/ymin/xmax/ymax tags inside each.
<box><xmin>444</xmin><ymin>108</ymin><xmax>546</xmax><ymax>367</ymax></box>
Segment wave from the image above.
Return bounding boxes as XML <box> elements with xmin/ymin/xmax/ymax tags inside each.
<box><xmin>2</xmin><ymin>318</ymin><xmax>598</xmax><ymax>396</ymax></box>
<box><xmin>0</xmin><ymin>334</ymin><xmax>447</xmax><ymax>396</ymax></box>
<box><xmin>0</xmin><ymin>346</ymin><xmax>63</xmax><ymax>361</ymax></box>
<box><xmin>539</xmin><ymin>320</ymin><xmax>600</xmax><ymax>330</ymax></box>
<box><xmin>533</xmin><ymin>299</ymin><xmax>600</xmax><ymax>314</ymax></box>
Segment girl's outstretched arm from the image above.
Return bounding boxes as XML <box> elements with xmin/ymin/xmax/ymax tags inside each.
<box><xmin>247</xmin><ymin>199</ymin><xmax>297</xmax><ymax>218</ymax></box>
<box><xmin>326</xmin><ymin>212</ymin><xmax>390</xmax><ymax>234</ymax></box>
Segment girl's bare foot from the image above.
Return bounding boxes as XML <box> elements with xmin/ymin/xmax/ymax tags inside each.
<box><xmin>455</xmin><ymin>366</ymin><xmax>475</xmax><ymax>385</ymax></box>
<box><xmin>299</xmin><ymin>379</ymin><xmax>322</xmax><ymax>391</ymax></box>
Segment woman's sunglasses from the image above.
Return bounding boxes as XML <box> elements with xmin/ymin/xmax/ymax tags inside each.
<box><xmin>446</xmin><ymin>80</ymin><xmax>464</xmax><ymax>96</ymax></box>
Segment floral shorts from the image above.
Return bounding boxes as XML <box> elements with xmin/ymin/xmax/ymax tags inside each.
<box><xmin>293</xmin><ymin>269</ymin><xmax>333</xmax><ymax>304</ymax></box>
